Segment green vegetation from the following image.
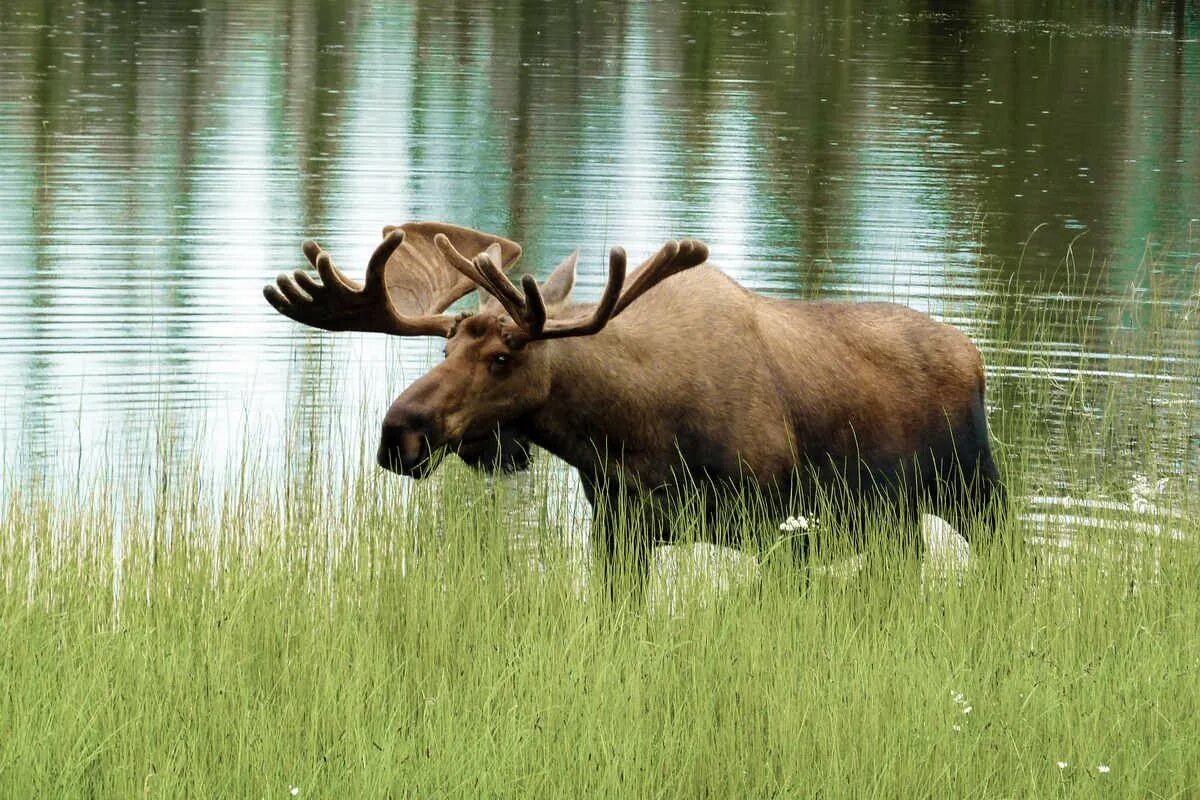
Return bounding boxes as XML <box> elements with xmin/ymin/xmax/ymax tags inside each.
<box><xmin>2</xmin><ymin>271</ymin><xmax>1197</xmax><ymax>798</ymax></box>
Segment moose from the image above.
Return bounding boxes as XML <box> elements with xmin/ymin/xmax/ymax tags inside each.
<box><xmin>265</xmin><ymin>222</ymin><xmax>1006</xmax><ymax>583</ymax></box>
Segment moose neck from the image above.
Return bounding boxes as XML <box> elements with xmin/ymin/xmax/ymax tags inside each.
<box><xmin>523</xmin><ymin>329</ymin><xmax>650</xmax><ymax>480</ymax></box>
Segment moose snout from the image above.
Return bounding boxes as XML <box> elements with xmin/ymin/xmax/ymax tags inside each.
<box><xmin>377</xmin><ymin>407</ymin><xmax>440</xmax><ymax>476</ymax></box>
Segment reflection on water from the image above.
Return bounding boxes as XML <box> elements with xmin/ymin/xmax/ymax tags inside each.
<box><xmin>0</xmin><ymin>1</ymin><xmax>1197</xmax><ymax>504</ymax></box>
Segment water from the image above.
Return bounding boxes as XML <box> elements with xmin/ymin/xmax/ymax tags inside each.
<box><xmin>1</xmin><ymin>1</ymin><xmax>1197</xmax><ymax>504</ymax></box>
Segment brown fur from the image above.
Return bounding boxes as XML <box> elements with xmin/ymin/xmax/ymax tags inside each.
<box><xmin>380</xmin><ymin>263</ymin><xmax>1005</xmax><ymax>568</ymax></box>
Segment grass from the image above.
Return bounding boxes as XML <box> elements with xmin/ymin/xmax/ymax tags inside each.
<box><xmin>1</xmin><ymin>262</ymin><xmax>1198</xmax><ymax>798</ymax></box>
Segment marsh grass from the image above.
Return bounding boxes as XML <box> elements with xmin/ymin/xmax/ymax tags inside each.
<box><xmin>2</xmin><ymin>260</ymin><xmax>1199</xmax><ymax>798</ymax></box>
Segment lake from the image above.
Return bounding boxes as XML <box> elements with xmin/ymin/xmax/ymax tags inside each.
<box><xmin>1</xmin><ymin>0</ymin><xmax>1196</xmax><ymax>509</ymax></box>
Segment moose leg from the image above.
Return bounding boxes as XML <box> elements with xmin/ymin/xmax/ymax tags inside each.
<box><xmin>581</xmin><ymin>475</ymin><xmax>651</xmax><ymax>602</ymax></box>
<box><xmin>945</xmin><ymin>456</ymin><xmax>1010</xmax><ymax>550</ymax></box>
<box><xmin>761</xmin><ymin>481</ymin><xmax>814</xmax><ymax>588</ymax></box>
<box><xmin>826</xmin><ymin>464</ymin><xmax>926</xmax><ymax>560</ymax></box>
<box><xmin>783</xmin><ymin>525</ymin><xmax>813</xmax><ymax>591</ymax></box>
<box><xmin>956</xmin><ymin>394</ymin><xmax>1012</xmax><ymax>546</ymax></box>
<box><xmin>926</xmin><ymin>437</ymin><xmax>1012</xmax><ymax>561</ymax></box>
<box><xmin>925</xmin><ymin>393</ymin><xmax>1012</xmax><ymax>555</ymax></box>
<box><xmin>590</xmin><ymin>517</ymin><xmax>651</xmax><ymax>603</ymax></box>
<box><xmin>850</xmin><ymin>490</ymin><xmax>926</xmax><ymax>573</ymax></box>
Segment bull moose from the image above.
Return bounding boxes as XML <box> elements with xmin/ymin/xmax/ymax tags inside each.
<box><xmin>264</xmin><ymin>222</ymin><xmax>1006</xmax><ymax>583</ymax></box>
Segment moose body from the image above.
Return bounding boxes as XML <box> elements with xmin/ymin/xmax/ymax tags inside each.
<box><xmin>265</xmin><ymin>223</ymin><xmax>1004</xmax><ymax>581</ymax></box>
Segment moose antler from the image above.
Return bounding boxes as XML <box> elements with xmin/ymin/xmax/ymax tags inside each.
<box><xmin>264</xmin><ymin>222</ymin><xmax>522</xmax><ymax>338</ymax></box>
<box><xmin>434</xmin><ymin>235</ymin><xmax>709</xmax><ymax>340</ymax></box>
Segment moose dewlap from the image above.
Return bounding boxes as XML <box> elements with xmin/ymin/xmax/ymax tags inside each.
<box><xmin>265</xmin><ymin>221</ymin><xmax>1005</xmax><ymax>581</ymax></box>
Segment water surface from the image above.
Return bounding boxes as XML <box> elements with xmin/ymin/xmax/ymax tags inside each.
<box><xmin>1</xmin><ymin>1</ymin><xmax>1197</xmax><ymax>506</ymax></box>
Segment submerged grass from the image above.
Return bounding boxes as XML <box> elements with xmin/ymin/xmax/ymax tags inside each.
<box><xmin>2</xmin><ymin>261</ymin><xmax>1198</xmax><ymax>798</ymax></box>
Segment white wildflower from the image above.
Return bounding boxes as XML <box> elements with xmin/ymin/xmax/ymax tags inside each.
<box><xmin>1056</xmin><ymin>761</ymin><xmax>1068</xmax><ymax>769</ymax></box>
<box><xmin>779</xmin><ymin>515</ymin><xmax>810</xmax><ymax>533</ymax></box>
<box><xmin>290</xmin><ymin>788</ymin><xmax>300</xmax><ymax>797</ymax></box>
<box><xmin>962</xmin><ymin>705</ymin><xmax>972</xmax><ymax>715</ymax></box>
<box><xmin>1097</xmin><ymin>764</ymin><xmax>1110</xmax><ymax>774</ymax></box>
<box><xmin>952</xmin><ymin>724</ymin><xmax>962</xmax><ymax>732</ymax></box>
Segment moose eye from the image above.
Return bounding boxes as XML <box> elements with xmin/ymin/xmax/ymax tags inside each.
<box><xmin>489</xmin><ymin>353</ymin><xmax>512</xmax><ymax>375</ymax></box>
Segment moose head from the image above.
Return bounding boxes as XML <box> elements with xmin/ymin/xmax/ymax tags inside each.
<box><xmin>263</xmin><ymin>222</ymin><xmax>708</xmax><ymax>478</ymax></box>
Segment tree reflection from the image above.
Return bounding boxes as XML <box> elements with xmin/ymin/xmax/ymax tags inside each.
<box><xmin>0</xmin><ymin>0</ymin><xmax>1196</xmax><ymax>477</ymax></box>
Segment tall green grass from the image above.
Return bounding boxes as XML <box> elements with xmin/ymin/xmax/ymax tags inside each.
<box><xmin>1</xmin><ymin>261</ymin><xmax>1197</xmax><ymax>798</ymax></box>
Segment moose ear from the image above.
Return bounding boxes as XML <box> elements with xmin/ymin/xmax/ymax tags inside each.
<box><xmin>539</xmin><ymin>250</ymin><xmax>578</xmax><ymax>310</ymax></box>
<box><xmin>483</xmin><ymin>242</ymin><xmax>503</xmax><ymax>269</ymax></box>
